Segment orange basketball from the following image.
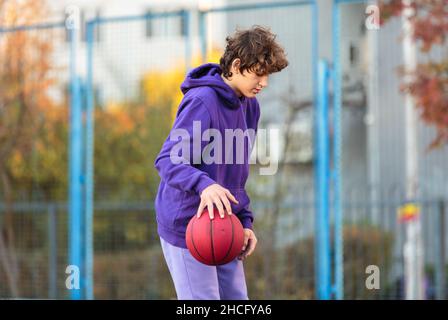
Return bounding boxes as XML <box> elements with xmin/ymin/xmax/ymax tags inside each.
<box><xmin>186</xmin><ymin>208</ymin><xmax>244</xmax><ymax>266</ymax></box>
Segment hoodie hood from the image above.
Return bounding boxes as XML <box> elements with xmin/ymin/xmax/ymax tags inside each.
<box><xmin>180</xmin><ymin>63</ymin><xmax>245</xmax><ymax>109</ymax></box>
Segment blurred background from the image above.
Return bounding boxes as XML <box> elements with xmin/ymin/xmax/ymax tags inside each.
<box><xmin>0</xmin><ymin>0</ymin><xmax>447</xmax><ymax>299</ymax></box>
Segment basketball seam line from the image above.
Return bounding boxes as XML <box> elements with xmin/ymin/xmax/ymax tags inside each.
<box><xmin>210</xmin><ymin>218</ymin><xmax>216</xmax><ymax>265</ymax></box>
<box><xmin>221</xmin><ymin>217</ymin><xmax>235</xmax><ymax>262</ymax></box>
<box><xmin>191</xmin><ymin>217</ymin><xmax>208</xmax><ymax>263</ymax></box>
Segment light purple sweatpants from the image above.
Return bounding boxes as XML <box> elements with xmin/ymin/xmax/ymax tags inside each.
<box><xmin>160</xmin><ymin>237</ymin><xmax>249</xmax><ymax>300</ymax></box>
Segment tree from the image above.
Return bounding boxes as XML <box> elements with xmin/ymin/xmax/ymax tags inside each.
<box><xmin>379</xmin><ymin>0</ymin><xmax>448</xmax><ymax>148</ymax></box>
<box><xmin>0</xmin><ymin>0</ymin><xmax>55</xmax><ymax>296</ymax></box>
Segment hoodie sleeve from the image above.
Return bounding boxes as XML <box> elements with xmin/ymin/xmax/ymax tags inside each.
<box><xmin>238</xmin><ymin>206</ymin><xmax>254</xmax><ymax>230</ymax></box>
<box><xmin>237</xmin><ymin>99</ymin><xmax>261</xmax><ymax>230</ymax></box>
<box><xmin>154</xmin><ymin>96</ymin><xmax>216</xmax><ymax>195</ymax></box>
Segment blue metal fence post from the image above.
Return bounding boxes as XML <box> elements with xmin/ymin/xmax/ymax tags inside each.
<box><xmin>315</xmin><ymin>60</ymin><xmax>331</xmax><ymax>300</ymax></box>
<box><xmin>69</xmin><ymin>25</ymin><xmax>83</xmax><ymax>300</ymax></box>
<box><xmin>85</xmin><ymin>19</ymin><xmax>95</xmax><ymax>300</ymax></box>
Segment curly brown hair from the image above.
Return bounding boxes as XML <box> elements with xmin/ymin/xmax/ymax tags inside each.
<box><xmin>220</xmin><ymin>25</ymin><xmax>289</xmax><ymax>78</ymax></box>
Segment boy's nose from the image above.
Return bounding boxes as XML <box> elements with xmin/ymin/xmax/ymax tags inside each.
<box><xmin>259</xmin><ymin>76</ymin><xmax>268</xmax><ymax>88</ymax></box>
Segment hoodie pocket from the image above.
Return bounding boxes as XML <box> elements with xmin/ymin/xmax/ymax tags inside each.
<box><xmin>173</xmin><ymin>191</ymin><xmax>201</xmax><ymax>229</ymax></box>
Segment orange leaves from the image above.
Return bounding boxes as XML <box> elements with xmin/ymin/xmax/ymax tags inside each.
<box><xmin>0</xmin><ymin>1</ymin><xmax>67</xmax><ymax>200</ymax></box>
<box><xmin>378</xmin><ymin>0</ymin><xmax>406</xmax><ymax>26</ymax></box>
<box><xmin>380</xmin><ymin>0</ymin><xmax>448</xmax><ymax>148</ymax></box>
<box><xmin>380</xmin><ymin>0</ymin><xmax>448</xmax><ymax>52</ymax></box>
<box><xmin>105</xmin><ymin>103</ymin><xmax>136</xmax><ymax>134</ymax></box>
<box><xmin>414</xmin><ymin>16</ymin><xmax>448</xmax><ymax>52</ymax></box>
<box><xmin>400</xmin><ymin>61</ymin><xmax>448</xmax><ymax>149</ymax></box>
<box><xmin>0</xmin><ymin>0</ymin><xmax>49</xmax><ymax>27</ymax></box>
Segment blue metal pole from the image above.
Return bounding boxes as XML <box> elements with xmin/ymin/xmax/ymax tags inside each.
<box><xmin>205</xmin><ymin>0</ymin><xmax>313</xmax><ymax>13</ymax></box>
<box><xmin>316</xmin><ymin>60</ymin><xmax>331</xmax><ymax>300</ymax></box>
<box><xmin>94</xmin><ymin>11</ymin><xmax>184</xmax><ymax>25</ymax></box>
<box><xmin>85</xmin><ymin>20</ymin><xmax>95</xmax><ymax>300</ymax></box>
<box><xmin>332</xmin><ymin>0</ymin><xmax>344</xmax><ymax>300</ymax></box>
<box><xmin>69</xmin><ymin>26</ymin><xmax>83</xmax><ymax>300</ymax></box>
<box><xmin>0</xmin><ymin>21</ymin><xmax>65</xmax><ymax>32</ymax></box>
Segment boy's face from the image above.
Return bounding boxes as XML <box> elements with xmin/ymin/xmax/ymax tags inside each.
<box><xmin>227</xmin><ymin>59</ymin><xmax>269</xmax><ymax>98</ymax></box>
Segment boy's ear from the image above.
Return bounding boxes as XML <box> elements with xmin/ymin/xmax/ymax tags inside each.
<box><xmin>232</xmin><ymin>58</ymin><xmax>241</xmax><ymax>74</ymax></box>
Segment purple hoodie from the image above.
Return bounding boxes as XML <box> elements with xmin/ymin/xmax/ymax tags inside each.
<box><xmin>154</xmin><ymin>63</ymin><xmax>260</xmax><ymax>248</ymax></box>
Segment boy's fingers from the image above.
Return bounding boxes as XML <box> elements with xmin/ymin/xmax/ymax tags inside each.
<box><xmin>238</xmin><ymin>236</ymin><xmax>248</xmax><ymax>260</ymax></box>
<box><xmin>245</xmin><ymin>238</ymin><xmax>257</xmax><ymax>257</ymax></box>
<box><xmin>225</xmin><ymin>190</ymin><xmax>239</xmax><ymax>204</ymax></box>
<box><xmin>216</xmin><ymin>203</ymin><xmax>224</xmax><ymax>219</ymax></box>
<box><xmin>196</xmin><ymin>201</ymin><xmax>205</xmax><ymax>217</ymax></box>
<box><xmin>207</xmin><ymin>202</ymin><xmax>214</xmax><ymax>220</ymax></box>
<box><xmin>213</xmin><ymin>196</ymin><xmax>225</xmax><ymax>218</ymax></box>
<box><xmin>242</xmin><ymin>233</ymin><xmax>249</xmax><ymax>251</ymax></box>
<box><xmin>240</xmin><ymin>242</ymin><xmax>251</xmax><ymax>260</ymax></box>
<box><xmin>239</xmin><ymin>232</ymin><xmax>257</xmax><ymax>260</ymax></box>
<box><xmin>219</xmin><ymin>194</ymin><xmax>233</xmax><ymax>215</ymax></box>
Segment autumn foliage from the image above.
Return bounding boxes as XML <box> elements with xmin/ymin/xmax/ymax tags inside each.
<box><xmin>379</xmin><ymin>0</ymin><xmax>448</xmax><ymax>148</ymax></box>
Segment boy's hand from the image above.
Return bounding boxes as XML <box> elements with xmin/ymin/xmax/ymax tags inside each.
<box><xmin>196</xmin><ymin>184</ymin><xmax>239</xmax><ymax>219</ymax></box>
<box><xmin>238</xmin><ymin>228</ymin><xmax>257</xmax><ymax>261</ymax></box>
